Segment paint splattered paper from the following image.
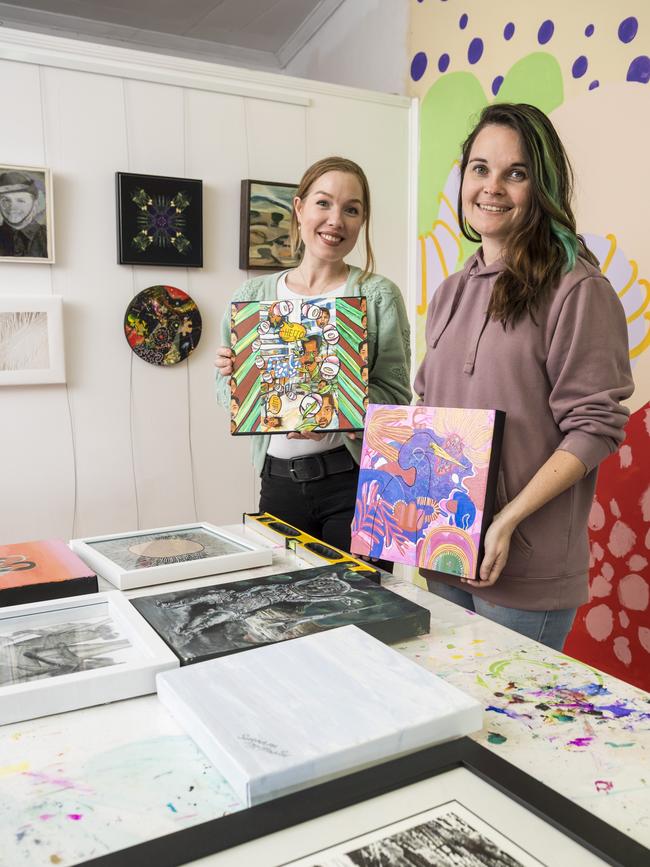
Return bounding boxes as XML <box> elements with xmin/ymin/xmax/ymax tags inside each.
<box><xmin>230</xmin><ymin>297</ymin><xmax>367</xmax><ymax>434</ymax></box>
<box><xmin>351</xmin><ymin>405</ymin><xmax>505</xmax><ymax>580</ymax></box>
<box><xmin>0</xmin><ymin>539</ymin><xmax>97</xmax><ymax>607</ymax></box>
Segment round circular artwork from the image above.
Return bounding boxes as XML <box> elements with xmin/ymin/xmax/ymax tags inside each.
<box><xmin>124</xmin><ymin>284</ymin><xmax>202</xmax><ymax>365</ymax></box>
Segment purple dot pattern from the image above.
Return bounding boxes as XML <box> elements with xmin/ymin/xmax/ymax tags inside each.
<box><xmin>589</xmin><ymin>80</ymin><xmax>600</xmax><ymax>91</ymax></box>
<box><xmin>503</xmin><ymin>22</ymin><xmax>515</xmax><ymax>41</ymax></box>
<box><xmin>618</xmin><ymin>17</ymin><xmax>638</xmax><ymax>43</ymax></box>
<box><xmin>627</xmin><ymin>56</ymin><xmax>650</xmax><ymax>84</ymax></box>
<box><xmin>585</xmin><ymin>24</ymin><xmax>594</xmax><ymax>37</ymax></box>
<box><xmin>459</xmin><ymin>13</ymin><xmax>468</xmax><ymax>30</ymax></box>
<box><xmin>538</xmin><ymin>19</ymin><xmax>555</xmax><ymax>45</ymax></box>
<box><xmin>410</xmin><ymin>51</ymin><xmax>428</xmax><ymax>82</ymax></box>
<box><xmin>572</xmin><ymin>56</ymin><xmax>588</xmax><ymax>79</ymax></box>
<box><xmin>438</xmin><ymin>53</ymin><xmax>450</xmax><ymax>73</ymax></box>
<box><xmin>492</xmin><ymin>75</ymin><xmax>504</xmax><ymax>96</ymax></box>
<box><xmin>468</xmin><ymin>37</ymin><xmax>484</xmax><ymax>65</ymax></box>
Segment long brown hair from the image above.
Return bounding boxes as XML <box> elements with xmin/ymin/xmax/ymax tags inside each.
<box><xmin>458</xmin><ymin>103</ymin><xmax>598</xmax><ymax>327</ymax></box>
<box><xmin>290</xmin><ymin>156</ymin><xmax>376</xmax><ymax>283</ymax></box>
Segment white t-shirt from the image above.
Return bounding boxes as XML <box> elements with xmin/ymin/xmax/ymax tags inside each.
<box><xmin>266</xmin><ymin>272</ymin><xmax>348</xmax><ymax>460</ymax></box>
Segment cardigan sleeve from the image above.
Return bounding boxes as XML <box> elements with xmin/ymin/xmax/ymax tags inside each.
<box><xmin>365</xmin><ymin>279</ymin><xmax>412</xmax><ymax>407</ymax></box>
<box><xmin>214</xmin><ymin>279</ymin><xmax>257</xmax><ymax>409</ymax></box>
<box><xmin>546</xmin><ymin>274</ymin><xmax>634</xmax><ymax>473</ymax></box>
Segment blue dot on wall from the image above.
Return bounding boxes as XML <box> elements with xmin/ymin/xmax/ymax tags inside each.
<box><xmin>572</xmin><ymin>56</ymin><xmax>588</xmax><ymax>78</ymax></box>
<box><xmin>627</xmin><ymin>56</ymin><xmax>650</xmax><ymax>84</ymax></box>
<box><xmin>468</xmin><ymin>38</ymin><xmax>484</xmax><ymax>64</ymax></box>
<box><xmin>492</xmin><ymin>75</ymin><xmax>504</xmax><ymax>96</ymax></box>
<box><xmin>411</xmin><ymin>51</ymin><xmax>428</xmax><ymax>81</ymax></box>
<box><xmin>618</xmin><ymin>17</ymin><xmax>638</xmax><ymax>43</ymax></box>
<box><xmin>459</xmin><ymin>13</ymin><xmax>468</xmax><ymax>29</ymax></box>
<box><xmin>504</xmin><ymin>22</ymin><xmax>515</xmax><ymax>41</ymax></box>
<box><xmin>589</xmin><ymin>80</ymin><xmax>600</xmax><ymax>91</ymax></box>
<box><xmin>538</xmin><ymin>20</ymin><xmax>555</xmax><ymax>45</ymax></box>
<box><xmin>438</xmin><ymin>53</ymin><xmax>450</xmax><ymax>73</ymax></box>
<box><xmin>585</xmin><ymin>24</ymin><xmax>595</xmax><ymax>37</ymax></box>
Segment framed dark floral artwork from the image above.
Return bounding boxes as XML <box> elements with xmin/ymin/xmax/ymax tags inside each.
<box><xmin>116</xmin><ymin>172</ymin><xmax>203</xmax><ymax>267</ymax></box>
<box><xmin>239</xmin><ymin>179</ymin><xmax>299</xmax><ymax>270</ymax></box>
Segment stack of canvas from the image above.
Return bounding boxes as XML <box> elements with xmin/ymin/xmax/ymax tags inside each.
<box><xmin>157</xmin><ymin>625</ymin><xmax>482</xmax><ymax>807</ymax></box>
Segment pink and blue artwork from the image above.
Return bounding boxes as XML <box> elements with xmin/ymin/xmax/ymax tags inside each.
<box><xmin>350</xmin><ymin>405</ymin><xmax>504</xmax><ymax>580</ymax></box>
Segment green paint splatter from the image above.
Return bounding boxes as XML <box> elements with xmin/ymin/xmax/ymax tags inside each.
<box><xmin>446</xmin><ymin>644</ymin><xmax>455</xmax><ymax>649</ymax></box>
<box><xmin>488</xmin><ymin>732</ymin><xmax>507</xmax><ymax>745</ymax></box>
<box><xmin>605</xmin><ymin>742</ymin><xmax>634</xmax><ymax>748</ymax></box>
<box><xmin>476</xmin><ymin>674</ymin><xmax>490</xmax><ymax>689</ymax></box>
<box><xmin>552</xmin><ymin>713</ymin><xmax>575</xmax><ymax>722</ymax></box>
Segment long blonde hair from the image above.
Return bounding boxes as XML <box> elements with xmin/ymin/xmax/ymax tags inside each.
<box><xmin>289</xmin><ymin>156</ymin><xmax>376</xmax><ymax>284</ymax></box>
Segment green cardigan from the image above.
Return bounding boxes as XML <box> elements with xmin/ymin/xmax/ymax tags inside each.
<box><xmin>215</xmin><ymin>266</ymin><xmax>412</xmax><ymax>475</ymax></box>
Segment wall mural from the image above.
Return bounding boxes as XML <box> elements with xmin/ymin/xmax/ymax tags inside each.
<box><xmin>409</xmin><ymin>1</ymin><xmax>649</xmax><ymax>689</ymax></box>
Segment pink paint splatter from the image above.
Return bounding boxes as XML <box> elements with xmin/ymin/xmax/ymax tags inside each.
<box><xmin>568</xmin><ymin>737</ymin><xmax>593</xmax><ymax>747</ymax></box>
<box><xmin>67</xmin><ymin>814</ymin><xmax>83</xmax><ymax>821</ymax></box>
<box><xmin>618</xmin><ymin>573</ymin><xmax>649</xmax><ymax>611</ymax></box>
<box><xmin>594</xmin><ymin>780</ymin><xmax>613</xmax><ymax>793</ymax></box>
<box><xmin>608</xmin><ymin>521</ymin><xmax>636</xmax><ymax>558</ymax></box>
<box><xmin>24</xmin><ymin>771</ymin><xmax>92</xmax><ymax>793</ymax></box>
<box><xmin>38</xmin><ymin>814</ymin><xmax>56</xmax><ymax>821</ymax></box>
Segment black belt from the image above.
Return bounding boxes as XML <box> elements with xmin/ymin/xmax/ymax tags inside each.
<box><xmin>263</xmin><ymin>447</ymin><xmax>356</xmax><ymax>483</ymax></box>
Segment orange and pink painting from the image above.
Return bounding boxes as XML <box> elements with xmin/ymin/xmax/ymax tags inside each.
<box><xmin>0</xmin><ymin>539</ymin><xmax>97</xmax><ymax>605</ymax></box>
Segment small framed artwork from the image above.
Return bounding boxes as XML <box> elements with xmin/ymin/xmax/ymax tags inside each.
<box><xmin>0</xmin><ymin>538</ymin><xmax>97</xmax><ymax>606</ymax></box>
<box><xmin>0</xmin><ymin>591</ymin><xmax>178</xmax><ymax>725</ymax></box>
<box><xmin>231</xmin><ymin>296</ymin><xmax>368</xmax><ymax>434</ymax></box>
<box><xmin>69</xmin><ymin>522</ymin><xmax>273</xmax><ymax>590</ymax></box>
<box><xmin>0</xmin><ymin>295</ymin><xmax>65</xmax><ymax>385</ymax></box>
<box><xmin>88</xmin><ymin>738</ymin><xmax>645</xmax><ymax>866</ymax></box>
<box><xmin>0</xmin><ymin>164</ymin><xmax>54</xmax><ymax>263</ymax></box>
<box><xmin>116</xmin><ymin>172</ymin><xmax>203</xmax><ymax>267</ymax></box>
<box><xmin>239</xmin><ymin>179</ymin><xmax>299</xmax><ymax>270</ymax></box>
<box><xmin>124</xmin><ymin>284</ymin><xmax>202</xmax><ymax>366</ymax></box>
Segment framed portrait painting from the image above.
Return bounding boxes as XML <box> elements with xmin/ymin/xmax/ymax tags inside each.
<box><xmin>239</xmin><ymin>179</ymin><xmax>299</xmax><ymax>270</ymax></box>
<box><xmin>0</xmin><ymin>295</ymin><xmax>65</xmax><ymax>385</ymax></box>
<box><xmin>116</xmin><ymin>172</ymin><xmax>203</xmax><ymax>267</ymax></box>
<box><xmin>0</xmin><ymin>164</ymin><xmax>54</xmax><ymax>263</ymax></box>
<box><xmin>69</xmin><ymin>522</ymin><xmax>272</xmax><ymax>590</ymax></box>
<box><xmin>0</xmin><ymin>591</ymin><xmax>178</xmax><ymax>725</ymax></box>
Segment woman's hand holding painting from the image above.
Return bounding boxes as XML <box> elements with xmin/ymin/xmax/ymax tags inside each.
<box><xmin>465</xmin><ymin>512</ymin><xmax>514</xmax><ymax>588</ymax></box>
<box><xmin>215</xmin><ymin>346</ymin><xmax>233</xmax><ymax>376</ymax></box>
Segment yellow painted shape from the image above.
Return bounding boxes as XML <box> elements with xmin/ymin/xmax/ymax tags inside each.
<box><xmin>0</xmin><ymin>761</ymin><xmax>29</xmax><ymax>777</ymax></box>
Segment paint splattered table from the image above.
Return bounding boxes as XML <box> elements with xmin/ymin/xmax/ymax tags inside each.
<box><xmin>0</xmin><ymin>533</ymin><xmax>648</xmax><ymax>865</ymax></box>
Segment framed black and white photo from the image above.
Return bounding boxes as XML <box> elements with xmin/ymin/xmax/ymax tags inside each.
<box><xmin>116</xmin><ymin>172</ymin><xmax>203</xmax><ymax>267</ymax></box>
<box><xmin>70</xmin><ymin>522</ymin><xmax>272</xmax><ymax>590</ymax></box>
<box><xmin>85</xmin><ymin>738</ymin><xmax>647</xmax><ymax>866</ymax></box>
<box><xmin>0</xmin><ymin>164</ymin><xmax>54</xmax><ymax>263</ymax></box>
<box><xmin>0</xmin><ymin>592</ymin><xmax>178</xmax><ymax>725</ymax></box>
<box><xmin>239</xmin><ymin>179</ymin><xmax>299</xmax><ymax>270</ymax></box>
<box><xmin>0</xmin><ymin>295</ymin><xmax>65</xmax><ymax>385</ymax></box>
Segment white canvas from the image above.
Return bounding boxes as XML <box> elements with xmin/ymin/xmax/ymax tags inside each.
<box><xmin>156</xmin><ymin>625</ymin><xmax>482</xmax><ymax>807</ymax></box>
<box><xmin>0</xmin><ymin>296</ymin><xmax>65</xmax><ymax>384</ymax></box>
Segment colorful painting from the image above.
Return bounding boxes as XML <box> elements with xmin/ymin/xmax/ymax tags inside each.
<box><xmin>131</xmin><ymin>563</ymin><xmax>430</xmax><ymax>664</ymax></box>
<box><xmin>239</xmin><ymin>179</ymin><xmax>299</xmax><ymax>270</ymax></box>
<box><xmin>230</xmin><ymin>296</ymin><xmax>367</xmax><ymax>435</ymax></box>
<box><xmin>351</xmin><ymin>404</ymin><xmax>504</xmax><ymax>579</ymax></box>
<box><xmin>116</xmin><ymin>172</ymin><xmax>203</xmax><ymax>267</ymax></box>
<box><xmin>0</xmin><ymin>539</ymin><xmax>97</xmax><ymax>606</ymax></box>
<box><xmin>0</xmin><ymin>295</ymin><xmax>65</xmax><ymax>385</ymax></box>
<box><xmin>124</xmin><ymin>284</ymin><xmax>202</xmax><ymax>366</ymax></box>
<box><xmin>0</xmin><ymin>164</ymin><xmax>54</xmax><ymax>263</ymax></box>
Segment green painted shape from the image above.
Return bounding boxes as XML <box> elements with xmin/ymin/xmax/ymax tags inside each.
<box><xmin>495</xmin><ymin>53</ymin><xmax>564</xmax><ymax>114</ymax></box>
<box><xmin>487</xmin><ymin>732</ymin><xmax>507</xmax><ymax>745</ymax></box>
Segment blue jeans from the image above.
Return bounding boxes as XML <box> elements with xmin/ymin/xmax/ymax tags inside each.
<box><xmin>426</xmin><ymin>581</ymin><xmax>576</xmax><ymax>651</ymax></box>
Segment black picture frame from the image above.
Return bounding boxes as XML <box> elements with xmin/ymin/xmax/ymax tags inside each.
<box><xmin>116</xmin><ymin>172</ymin><xmax>203</xmax><ymax>267</ymax></box>
<box><xmin>79</xmin><ymin>737</ymin><xmax>646</xmax><ymax>866</ymax></box>
<box><xmin>239</xmin><ymin>178</ymin><xmax>299</xmax><ymax>270</ymax></box>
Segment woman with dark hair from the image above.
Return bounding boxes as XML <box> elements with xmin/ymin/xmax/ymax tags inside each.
<box><xmin>215</xmin><ymin>156</ymin><xmax>411</xmax><ymax>554</ymax></box>
<box><xmin>414</xmin><ymin>103</ymin><xmax>633</xmax><ymax>649</ymax></box>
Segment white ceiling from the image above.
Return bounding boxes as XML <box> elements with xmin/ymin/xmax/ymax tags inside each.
<box><xmin>0</xmin><ymin>0</ymin><xmax>345</xmax><ymax>69</ymax></box>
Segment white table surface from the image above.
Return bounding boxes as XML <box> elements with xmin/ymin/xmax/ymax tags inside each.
<box><xmin>1</xmin><ymin>524</ymin><xmax>648</xmax><ymax>865</ymax></box>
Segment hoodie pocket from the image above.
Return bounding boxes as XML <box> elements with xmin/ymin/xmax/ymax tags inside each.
<box><xmin>495</xmin><ymin>470</ymin><xmax>533</xmax><ymax>575</ymax></box>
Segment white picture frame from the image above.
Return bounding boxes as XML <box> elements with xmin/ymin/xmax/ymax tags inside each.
<box><xmin>0</xmin><ymin>591</ymin><xmax>178</xmax><ymax>725</ymax></box>
<box><xmin>70</xmin><ymin>522</ymin><xmax>273</xmax><ymax>590</ymax></box>
<box><xmin>0</xmin><ymin>295</ymin><xmax>65</xmax><ymax>385</ymax></box>
<box><xmin>0</xmin><ymin>163</ymin><xmax>54</xmax><ymax>263</ymax></box>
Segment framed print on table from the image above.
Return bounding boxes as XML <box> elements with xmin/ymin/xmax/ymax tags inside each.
<box><xmin>116</xmin><ymin>172</ymin><xmax>203</xmax><ymax>267</ymax></box>
<box><xmin>0</xmin><ymin>163</ymin><xmax>54</xmax><ymax>263</ymax></box>
<box><xmin>0</xmin><ymin>295</ymin><xmax>65</xmax><ymax>385</ymax></box>
<box><xmin>69</xmin><ymin>522</ymin><xmax>273</xmax><ymax>590</ymax></box>
<box><xmin>80</xmin><ymin>738</ymin><xmax>647</xmax><ymax>867</ymax></box>
<box><xmin>239</xmin><ymin>179</ymin><xmax>299</xmax><ymax>270</ymax></box>
<box><xmin>0</xmin><ymin>591</ymin><xmax>178</xmax><ymax>725</ymax></box>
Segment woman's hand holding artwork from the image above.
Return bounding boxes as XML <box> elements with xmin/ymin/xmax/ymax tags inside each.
<box><xmin>215</xmin><ymin>346</ymin><xmax>233</xmax><ymax>376</ymax></box>
<box><xmin>464</xmin><ymin>512</ymin><xmax>514</xmax><ymax>588</ymax></box>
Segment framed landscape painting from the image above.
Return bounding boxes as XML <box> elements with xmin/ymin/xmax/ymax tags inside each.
<box><xmin>70</xmin><ymin>522</ymin><xmax>272</xmax><ymax>590</ymax></box>
<box><xmin>116</xmin><ymin>172</ymin><xmax>203</xmax><ymax>267</ymax></box>
<box><xmin>231</xmin><ymin>296</ymin><xmax>367</xmax><ymax>434</ymax></box>
<box><xmin>239</xmin><ymin>179</ymin><xmax>299</xmax><ymax>270</ymax></box>
<box><xmin>0</xmin><ymin>591</ymin><xmax>178</xmax><ymax>725</ymax></box>
<box><xmin>351</xmin><ymin>404</ymin><xmax>505</xmax><ymax>581</ymax></box>
<box><xmin>0</xmin><ymin>295</ymin><xmax>65</xmax><ymax>385</ymax></box>
<box><xmin>0</xmin><ymin>163</ymin><xmax>54</xmax><ymax>263</ymax></box>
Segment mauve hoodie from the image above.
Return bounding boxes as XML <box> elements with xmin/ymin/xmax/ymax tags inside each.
<box><xmin>414</xmin><ymin>251</ymin><xmax>634</xmax><ymax>610</ymax></box>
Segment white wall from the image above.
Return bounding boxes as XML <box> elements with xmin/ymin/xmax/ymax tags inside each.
<box><xmin>0</xmin><ymin>28</ymin><xmax>413</xmax><ymax>546</ymax></box>
<box><xmin>284</xmin><ymin>0</ymin><xmax>408</xmax><ymax>95</ymax></box>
